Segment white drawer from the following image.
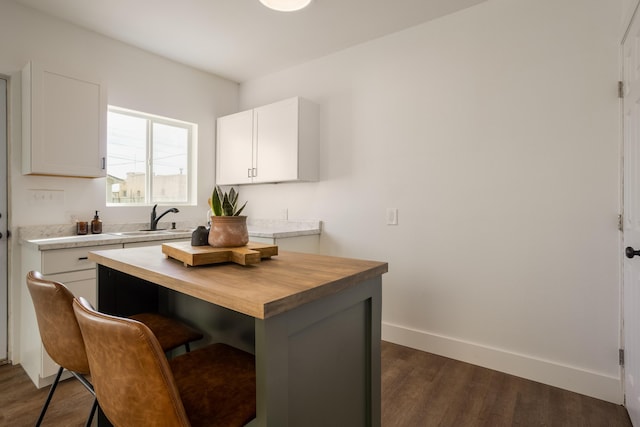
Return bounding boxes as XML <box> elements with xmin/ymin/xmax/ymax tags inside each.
<box><xmin>41</xmin><ymin>244</ymin><xmax>121</xmax><ymax>274</ymax></box>
<box><xmin>44</xmin><ymin>269</ymin><xmax>95</xmax><ymax>283</ymax></box>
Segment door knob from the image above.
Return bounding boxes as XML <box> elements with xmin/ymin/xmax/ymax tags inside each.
<box><xmin>626</xmin><ymin>246</ymin><xmax>640</xmax><ymax>258</ymax></box>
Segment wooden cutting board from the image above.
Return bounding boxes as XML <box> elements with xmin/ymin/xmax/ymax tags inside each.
<box><xmin>162</xmin><ymin>241</ymin><xmax>278</xmax><ymax>267</ymax></box>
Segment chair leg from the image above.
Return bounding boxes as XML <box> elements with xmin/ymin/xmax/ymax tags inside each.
<box><xmin>185</xmin><ymin>342</ymin><xmax>191</xmax><ymax>353</ymax></box>
<box><xmin>84</xmin><ymin>397</ymin><xmax>99</xmax><ymax>427</ymax></box>
<box><xmin>35</xmin><ymin>366</ymin><xmax>64</xmax><ymax>427</ymax></box>
<box><xmin>71</xmin><ymin>372</ymin><xmax>95</xmax><ymax>396</ymax></box>
<box><xmin>69</xmin><ymin>372</ymin><xmax>96</xmax><ymax>426</ymax></box>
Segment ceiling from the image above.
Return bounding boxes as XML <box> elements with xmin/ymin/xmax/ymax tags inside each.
<box><xmin>14</xmin><ymin>0</ymin><xmax>487</xmax><ymax>83</ymax></box>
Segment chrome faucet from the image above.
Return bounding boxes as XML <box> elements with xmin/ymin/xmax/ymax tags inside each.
<box><xmin>149</xmin><ymin>204</ymin><xmax>179</xmax><ymax>230</ymax></box>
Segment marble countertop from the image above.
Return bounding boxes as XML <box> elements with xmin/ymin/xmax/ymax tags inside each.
<box><xmin>20</xmin><ymin>219</ymin><xmax>322</xmax><ymax>251</ymax></box>
<box><xmin>246</xmin><ymin>219</ymin><xmax>322</xmax><ymax>238</ymax></box>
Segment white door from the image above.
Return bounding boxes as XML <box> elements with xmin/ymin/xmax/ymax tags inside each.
<box><xmin>0</xmin><ymin>77</ymin><xmax>7</xmax><ymax>361</ymax></box>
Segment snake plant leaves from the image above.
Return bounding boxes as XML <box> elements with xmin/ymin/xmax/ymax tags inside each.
<box><xmin>211</xmin><ymin>186</ymin><xmax>247</xmax><ymax>216</ymax></box>
<box><xmin>211</xmin><ymin>186</ymin><xmax>223</xmax><ymax>216</ymax></box>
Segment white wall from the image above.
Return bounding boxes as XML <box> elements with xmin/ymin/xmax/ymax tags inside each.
<box><xmin>1</xmin><ymin>0</ymin><xmax>629</xmax><ymax>405</ymax></box>
<box><xmin>0</xmin><ymin>1</ymin><xmax>238</xmax><ymax>362</ymax></box>
<box><xmin>239</xmin><ymin>0</ymin><xmax>625</xmax><ymax>402</ymax></box>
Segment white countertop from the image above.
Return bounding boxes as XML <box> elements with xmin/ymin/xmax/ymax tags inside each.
<box><xmin>246</xmin><ymin>219</ymin><xmax>322</xmax><ymax>238</ymax></box>
<box><xmin>20</xmin><ymin>219</ymin><xmax>321</xmax><ymax>251</ymax></box>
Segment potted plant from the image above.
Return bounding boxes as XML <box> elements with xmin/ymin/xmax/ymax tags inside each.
<box><xmin>207</xmin><ymin>186</ymin><xmax>249</xmax><ymax>247</ymax></box>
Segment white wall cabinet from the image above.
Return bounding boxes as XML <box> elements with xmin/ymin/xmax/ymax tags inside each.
<box><xmin>216</xmin><ymin>97</ymin><xmax>318</xmax><ymax>185</ymax></box>
<box><xmin>216</xmin><ymin>109</ymin><xmax>254</xmax><ymax>185</ymax></box>
<box><xmin>22</xmin><ymin>62</ymin><xmax>107</xmax><ymax>178</ymax></box>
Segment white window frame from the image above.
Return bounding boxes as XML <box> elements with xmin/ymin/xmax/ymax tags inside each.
<box><xmin>106</xmin><ymin>106</ymin><xmax>197</xmax><ymax>206</ymax></box>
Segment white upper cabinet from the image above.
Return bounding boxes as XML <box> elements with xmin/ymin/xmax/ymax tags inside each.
<box><xmin>216</xmin><ymin>97</ymin><xmax>318</xmax><ymax>185</ymax></box>
<box><xmin>216</xmin><ymin>109</ymin><xmax>254</xmax><ymax>185</ymax></box>
<box><xmin>22</xmin><ymin>62</ymin><xmax>107</xmax><ymax>178</ymax></box>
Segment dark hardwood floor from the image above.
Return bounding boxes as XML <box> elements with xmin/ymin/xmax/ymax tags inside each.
<box><xmin>381</xmin><ymin>342</ymin><xmax>632</xmax><ymax>427</ymax></box>
<box><xmin>0</xmin><ymin>341</ymin><xmax>632</xmax><ymax>426</ymax></box>
<box><xmin>0</xmin><ymin>363</ymin><xmax>96</xmax><ymax>426</ymax></box>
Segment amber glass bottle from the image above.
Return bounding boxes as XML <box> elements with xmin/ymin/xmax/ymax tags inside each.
<box><xmin>91</xmin><ymin>210</ymin><xmax>102</xmax><ymax>234</ymax></box>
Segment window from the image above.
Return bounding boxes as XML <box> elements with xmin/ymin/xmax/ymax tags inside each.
<box><xmin>106</xmin><ymin>107</ymin><xmax>196</xmax><ymax>205</ymax></box>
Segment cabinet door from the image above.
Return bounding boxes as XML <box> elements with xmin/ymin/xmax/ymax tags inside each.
<box><xmin>253</xmin><ymin>98</ymin><xmax>299</xmax><ymax>183</ymax></box>
<box><xmin>216</xmin><ymin>110</ymin><xmax>254</xmax><ymax>185</ymax></box>
<box><xmin>40</xmin><ymin>273</ymin><xmax>97</xmax><ymax>378</ymax></box>
<box><xmin>22</xmin><ymin>62</ymin><xmax>106</xmax><ymax>178</ymax></box>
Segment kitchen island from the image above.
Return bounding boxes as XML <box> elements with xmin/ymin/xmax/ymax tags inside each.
<box><xmin>89</xmin><ymin>245</ymin><xmax>387</xmax><ymax>427</ymax></box>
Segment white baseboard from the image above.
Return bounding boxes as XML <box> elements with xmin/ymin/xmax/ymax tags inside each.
<box><xmin>382</xmin><ymin>322</ymin><xmax>623</xmax><ymax>404</ymax></box>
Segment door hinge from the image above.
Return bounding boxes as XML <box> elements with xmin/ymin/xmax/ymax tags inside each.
<box><xmin>619</xmin><ymin>214</ymin><xmax>624</xmax><ymax>232</ymax></box>
<box><xmin>619</xmin><ymin>81</ymin><xmax>625</xmax><ymax>99</ymax></box>
<box><xmin>620</xmin><ymin>348</ymin><xmax>625</xmax><ymax>366</ymax></box>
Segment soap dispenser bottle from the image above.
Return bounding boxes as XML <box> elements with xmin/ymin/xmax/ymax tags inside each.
<box><xmin>91</xmin><ymin>210</ymin><xmax>103</xmax><ymax>234</ymax></box>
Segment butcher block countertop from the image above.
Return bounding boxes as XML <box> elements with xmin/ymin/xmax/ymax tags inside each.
<box><xmin>89</xmin><ymin>245</ymin><xmax>387</xmax><ymax>319</ymax></box>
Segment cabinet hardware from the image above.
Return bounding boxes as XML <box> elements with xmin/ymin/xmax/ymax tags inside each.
<box><xmin>78</xmin><ymin>256</ymin><xmax>89</xmax><ymax>260</ymax></box>
<box><xmin>252</xmin><ymin>168</ymin><xmax>257</xmax><ymax>177</ymax></box>
<box><xmin>248</xmin><ymin>168</ymin><xmax>252</xmax><ymax>178</ymax></box>
<box><xmin>619</xmin><ymin>81</ymin><xmax>625</xmax><ymax>99</ymax></box>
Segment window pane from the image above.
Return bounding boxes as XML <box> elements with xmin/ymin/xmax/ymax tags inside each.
<box><xmin>151</xmin><ymin>123</ymin><xmax>188</xmax><ymax>203</ymax></box>
<box><xmin>106</xmin><ymin>107</ymin><xmax>195</xmax><ymax>206</ymax></box>
<box><xmin>106</xmin><ymin>112</ymin><xmax>147</xmax><ymax>204</ymax></box>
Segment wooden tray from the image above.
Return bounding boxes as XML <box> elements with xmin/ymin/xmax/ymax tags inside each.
<box><xmin>162</xmin><ymin>241</ymin><xmax>278</xmax><ymax>267</ymax></box>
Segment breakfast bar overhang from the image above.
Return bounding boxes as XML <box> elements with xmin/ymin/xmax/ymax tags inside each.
<box><xmin>89</xmin><ymin>246</ymin><xmax>388</xmax><ymax>427</ymax></box>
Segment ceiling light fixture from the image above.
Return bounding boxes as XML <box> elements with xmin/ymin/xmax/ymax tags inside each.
<box><xmin>259</xmin><ymin>0</ymin><xmax>313</xmax><ymax>12</ymax></box>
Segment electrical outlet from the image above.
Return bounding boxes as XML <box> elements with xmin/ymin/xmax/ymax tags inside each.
<box><xmin>280</xmin><ymin>208</ymin><xmax>288</xmax><ymax>220</ymax></box>
<box><xmin>386</xmin><ymin>208</ymin><xmax>398</xmax><ymax>225</ymax></box>
<box><xmin>28</xmin><ymin>189</ymin><xmax>64</xmax><ymax>206</ymax></box>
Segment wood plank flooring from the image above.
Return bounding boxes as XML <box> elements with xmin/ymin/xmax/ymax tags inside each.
<box><xmin>0</xmin><ymin>341</ymin><xmax>632</xmax><ymax>426</ymax></box>
<box><xmin>0</xmin><ymin>363</ymin><xmax>96</xmax><ymax>426</ymax></box>
<box><xmin>381</xmin><ymin>342</ymin><xmax>632</xmax><ymax>427</ymax></box>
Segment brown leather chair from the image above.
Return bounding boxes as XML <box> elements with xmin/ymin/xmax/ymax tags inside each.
<box><xmin>73</xmin><ymin>296</ymin><xmax>256</xmax><ymax>427</ymax></box>
<box><xmin>26</xmin><ymin>270</ymin><xmax>204</xmax><ymax>427</ymax></box>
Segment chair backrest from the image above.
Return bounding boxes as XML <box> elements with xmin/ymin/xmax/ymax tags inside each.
<box><xmin>72</xmin><ymin>296</ymin><xmax>192</xmax><ymax>427</ymax></box>
<box><xmin>26</xmin><ymin>271</ymin><xmax>90</xmax><ymax>374</ymax></box>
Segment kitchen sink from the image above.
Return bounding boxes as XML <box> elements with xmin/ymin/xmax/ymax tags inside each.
<box><xmin>109</xmin><ymin>229</ymin><xmax>194</xmax><ymax>236</ymax></box>
<box><xmin>109</xmin><ymin>230</ymin><xmax>171</xmax><ymax>236</ymax></box>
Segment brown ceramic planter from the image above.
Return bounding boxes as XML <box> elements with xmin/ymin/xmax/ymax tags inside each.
<box><xmin>208</xmin><ymin>216</ymin><xmax>249</xmax><ymax>247</ymax></box>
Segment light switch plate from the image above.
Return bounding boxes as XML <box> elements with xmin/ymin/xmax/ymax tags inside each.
<box><xmin>386</xmin><ymin>208</ymin><xmax>398</xmax><ymax>225</ymax></box>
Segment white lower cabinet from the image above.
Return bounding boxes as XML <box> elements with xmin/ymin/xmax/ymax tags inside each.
<box><xmin>251</xmin><ymin>235</ymin><xmax>319</xmax><ymax>254</ymax></box>
<box><xmin>20</xmin><ymin>238</ymin><xmax>191</xmax><ymax>388</ymax></box>
<box><xmin>20</xmin><ymin>244</ymin><xmax>120</xmax><ymax>388</ymax></box>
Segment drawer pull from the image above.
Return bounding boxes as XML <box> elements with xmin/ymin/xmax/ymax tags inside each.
<box><xmin>78</xmin><ymin>256</ymin><xmax>89</xmax><ymax>261</ymax></box>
